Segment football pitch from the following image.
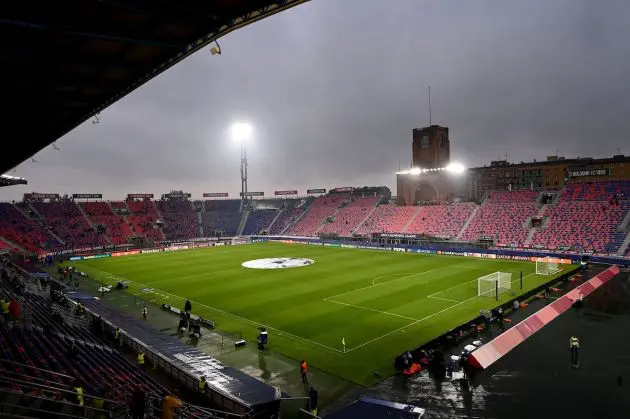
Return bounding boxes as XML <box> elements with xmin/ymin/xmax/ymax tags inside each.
<box><xmin>71</xmin><ymin>242</ymin><xmax>571</xmax><ymax>385</ymax></box>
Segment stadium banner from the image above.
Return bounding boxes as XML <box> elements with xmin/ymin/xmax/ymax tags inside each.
<box><xmin>568</xmin><ymin>168</ymin><xmax>609</xmax><ymax>178</ymax></box>
<box><xmin>239</xmin><ymin>191</ymin><xmax>264</xmax><ymax>197</ymax></box>
<box><xmin>70</xmin><ymin>253</ymin><xmax>111</xmax><ymax>261</ymax></box>
<box><xmin>111</xmin><ymin>250</ymin><xmax>141</xmax><ymax>257</ymax></box>
<box><xmin>306</xmin><ymin>188</ymin><xmax>326</xmax><ymax>194</ymax></box>
<box><xmin>72</xmin><ymin>194</ymin><xmax>102</xmax><ymax>199</ymax></box>
<box><xmin>165</xmin><ymin>192</ymin><xmax>191</xmax><ymax>199</ymax></box>
<box><xmin>24</xmin><ymin>193</ymin><xmax>60</xmax><ymax>200</ymax></box>
<box><xmin>274</xmin><ymin>190</ymin><xmax>298</xmax><ymax>196</ymax></box>
<box><xmin>203</xmin><ymin>192</ymin><xmax>229</xmax><ymax>198</ymax></box>
<box><xmin>330</xmin><ymin>187</ymin><xmax>354</xmax><ymax>193</ymax></box>
<box><xmin>127</xmin><ymin>193</ymin><xmax>154</xmax><ymax>199</ymax></box>
<box><xmin>373</xmin><ymin>233</ymin><xmax>422</xmax><ymax>239</ymax></box>
<box><xmin>262</xmin><ymin>236</ymin><xmax>583</xmax><ymax>266</ymax></box>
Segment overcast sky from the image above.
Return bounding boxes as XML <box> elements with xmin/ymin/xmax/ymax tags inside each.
<box><xmin>3</xmin><ymin>0</ymin><xmax>630</xmax><ymax>201</ymax></box>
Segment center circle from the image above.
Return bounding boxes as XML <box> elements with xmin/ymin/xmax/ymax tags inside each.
<box><xmin>242</xmin><ymin>257</ymin><xmax>315</xmax><ymax>270</ymax></box>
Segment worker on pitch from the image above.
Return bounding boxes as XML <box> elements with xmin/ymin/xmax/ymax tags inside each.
<box><xmin>184</xmin><ymin>299</ymin><xmax>192</xmax><ymax>314</ymax></box>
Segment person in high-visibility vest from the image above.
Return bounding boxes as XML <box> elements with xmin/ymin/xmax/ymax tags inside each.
<box><xmin>198</xmin><ymin>376</ymin><xmax>207</xmax><ymax>394</ymax></box>
<box><xmin>570</xmin><ymin>336</ymin><xmax>580</xmax><ymax>368</ymax></box>
<box><xmin>114</xmin><ymin>327</ymin><xmax>121</xmax><ymax>347</ymax></box>
<box><xmin>1</xmin><ymin>299</ymin><xmax>9</xmax><ymax>320</ymax></box>
<box><xmin>300</xmin><ymin>360</ymin><xmax>309</xmax><ymax>385</ymax></box>
<box><xmin>72</xmin><ymin>382</ymin><xmax>85</xmax><ymax>416</ymax></box>
<box><xmin>137</xmin><ymin>351</ymin><xmax>145</xmax><ymax>370</ymax></box>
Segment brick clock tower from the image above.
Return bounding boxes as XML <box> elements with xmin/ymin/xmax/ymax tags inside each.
<box><xmin>398</xmin><ymin>125</ymin><xmax>466</xmax><ymax>205</ymax></box>
<box><xmin>412</xmin><ymin>125</ymin><xmax>450</xmax><ymax>169</ymax></box>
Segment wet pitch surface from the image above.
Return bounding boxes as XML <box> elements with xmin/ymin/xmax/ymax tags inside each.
<box><xmin>324</xmin><ymin>265</ymin><xmax>630</xmax><ymax>419</ymax></box>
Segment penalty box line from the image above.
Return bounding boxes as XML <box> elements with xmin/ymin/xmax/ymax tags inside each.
<box><xmin>323</xmin><ymin>298</ymin><xmax>419</xmax><ymax>321</ymax></box>
<box><xmin>121</xmin><ymin>278</ymin><xmax>345</xmax><ymax>354</ymax></box>
<box><xmin>427</xmin><ymin>272</ymin><xmax>537</xmax><ymax>300</ymax></box>
<box><xmin>324</xmin><ymin>263</ymin><xmax>477</xmax><ymax>301</ymax></box>
<box><xmin>345</xmin><ymin>272</ymin><xmax>538</xmax><ymax>353</ymax></box>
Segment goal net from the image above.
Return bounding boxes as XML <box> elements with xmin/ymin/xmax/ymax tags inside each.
<box><xmin>478</xmin><ymin>272</ymin><xmax>512</xmax><ymax>298</ymax></box>
<box><xmin>536</xmin><ymin>257</ymin><xmax>560</xmax><ymax>275</ymax></box>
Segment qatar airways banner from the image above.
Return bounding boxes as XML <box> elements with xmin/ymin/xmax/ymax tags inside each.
<box><xmin>274</xmin><ymin>190</ymin><xmax>298</xmax><ymax>196</ymax></box>
<box><xmin>203</xmin><ymin>193</ymin><xmax>229</xmax><ymax>198</ymax></box>
<box><xmin>306</xmin><ymin>189</ymin><xmax>326</xmax><ymax>194</ymax></box>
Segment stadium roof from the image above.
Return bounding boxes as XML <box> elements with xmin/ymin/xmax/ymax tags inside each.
<box><xmin>0</xmin><ymin>174</ymin><xmax>28</xmax><ymax>188</ymax></box>
<box><xmin>3</xmin><ymin>0</ymin><xmax>309</xmax><ymax>174</ymax></box>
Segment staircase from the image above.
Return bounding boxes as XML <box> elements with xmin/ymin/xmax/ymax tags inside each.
<box><xmin>151</xmin><ymin>202</ymin><xmax>166</xmax><ymax>240</ymax></box>
<box><xmin>402</xmin><ymin>206</ymin><xmax>423</xmax><ymax>233</ymax></box>
<box><xmin>17</xmin><ymin>203</ymin><xmax>66</xmax><ymax>246</ymax></box>
<box><xmin>352</xmin><ymin>206</ymin><xmax>378</xmax><ymax>235</ymax></box>
<box><xmin>456</xmin><ymin>205</ymin><xmax>481</xmax><ymax>240</ymax></box>
<box><xmin>617</xmin><ymin>232</ymin><xmax>630</xmax><ymax>256</ymax></box>
<box><xmin>0</xmin><ymin>237</ymin><xmax>27</xmax><ymax>253</ymax></box>
<box><xmin>523</xmin><ymin>204</ymin><xmax>548</xmax><ymax>247</ymax></box>
<box><xmin>281</xmin><ymin>207</ymin><xmax>309</xmax><ymax>235</ymax></box>
<box><xmin>197</xmin><ymin>211</ymin><xmax>204</xmax><ymax>237</ymax></box>
<box><xmin>236</xmin><ymin>210</ymin><xmax>249</xmax><ymax>236</ymax></box>
<box><xmin>76</xmin><ymin>202</ymin><xmax>112</xmax><ymax>245</ymax></box>
<box><xmin>314</xmin><ymin>208</ymin><xmax>340</xmax><ymax>235</ymax></box>
<box><xmin>267</xmin><ymin>209</ymin><xmax>284</xmax><ymax>234</ymax></box>
<box><xmin>619</xmin><ymin>207</ymin><xmax>630</xmax><ymax>232</ymax></box>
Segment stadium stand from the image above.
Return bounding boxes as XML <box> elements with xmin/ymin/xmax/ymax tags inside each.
<box><xmin>268</xmin><ymin>198</ymin><xmax>313</xmax><ymax>235</ymax></box>
<box><xmin>288</xmin><ymin>194</ymin><xmax>351</xmax><ymax>236</ymax></box>
<box><xmin>242</xmin><ymin>209</ymin><xmax>278</xmax><ymax>235</ymax></box>
<box><xmin>354</xmin><ymin>205</ymin><xmax>419</xmax><ymax>235</ymax></box>
<box><xmin>460</xmin><ymin>192</ymin><xmax>539</xmax><ymax>246</ymax></box>
<box><xmin>529</xmin><ymin>200</ymin><xmax>630</xmax><ymax>253</ymax></box>
<box><xmin>0</xmin><ymin>257</ymin><xmax>250</xmax><ymax>418</ymax></box>
<box><xmin>560</xmin><ymin>180</ymin><xmax>630</xmax><ymax>201</ymax></box>
<box><xmin>32</xmin><ymin>201</ymin><xmax>109</xmax><ymax>249</ymax></box>
<box><xmin>0</xmin><ymin>203</ymin><xmax>58</xmax><ymax>253</ymax></box>
<box><xmin>80</xmin><ymin>201</ymin><xmax>132</xmax><ymax>245</ymax></box>
<box><xmin>406</xmin><ymin>203</ymin><xmax>476</xmax><ymax>239</ymax></box>
<box><xmin>317</xmin><ymin>196</ymin><xmax>380</xmax><ymax>236</ymax></box>
<box><xmin>157</xmin><ymin>200</ymin><xmax>198</xmax><ymax>241</ymax></box>
<box><xmin>201</xmin><ymin>200</ymin><xmax>242</xmax><ymax>236</ymax></box>
<box><xmin>127</xmin><ymin>200</ymin><xmax>164</xmax><ymax>242</ymax></box>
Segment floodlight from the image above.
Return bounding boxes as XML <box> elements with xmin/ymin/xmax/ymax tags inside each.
<box><xmin>445</xmin><ymin>163</ymin><xmax>465</xmax><ymax>174</ymax></box>
<box><xmin>409</xmin><ymin>168</ymin><xmax>421</xmax><ymax>175</ymax></box>
<box><xmin>231</xmin><ymin>122</ymin><xmax>252</xmax><ymax>144</ymax></box>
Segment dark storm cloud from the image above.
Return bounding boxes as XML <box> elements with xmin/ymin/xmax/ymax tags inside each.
<box><xmin>3</xmin><ymin>0</ymin><xmax>630</xmax><ymax>201</ymax></box>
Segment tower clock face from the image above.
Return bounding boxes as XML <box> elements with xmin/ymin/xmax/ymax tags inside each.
<box><xmin>420</xmin><ymin>136</ymin><xmax>430</xmax><ymax>148</ymax></box>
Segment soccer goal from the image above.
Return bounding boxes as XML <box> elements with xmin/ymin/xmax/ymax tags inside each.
<box><xmin>536</xmin><ymin>257</ymin><xmax>561</xmax><ymax>275</ymax></box>
<box><xmin>478</xmin><ymin>272</ymin><xmax>512</xmax><ymax>298</ymax></box>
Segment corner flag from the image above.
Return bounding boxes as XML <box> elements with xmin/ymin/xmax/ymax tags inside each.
<box><xmin>342</xmin><ymin>337</ymin><xmax>345</xmax><ymax>346</ymax></box>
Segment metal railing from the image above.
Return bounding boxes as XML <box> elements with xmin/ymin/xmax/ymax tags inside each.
<box><xmin>0</xmin><ymin>372</ymin><xmax>127</xmax><ymax>418</ymax></box>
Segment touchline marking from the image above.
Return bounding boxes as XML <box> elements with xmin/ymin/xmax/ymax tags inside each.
<box><xmin>324</xmin><ymin>299</ymin><xmax>419</xmax><ymax>321</ymax></box>
<box><xmin>324</xmin><ymin>267</ymin><xmax>452</xmax><ymax>300</ymax></box>
<box><xmin>345</xmin><ymin>293</ymin><xmax>479</xmax><ymax>353</ymax></box>
<box><xmin>122</xmin><ymin>278</ymin><xmax>345</xmax><ymax>354</ymax></box>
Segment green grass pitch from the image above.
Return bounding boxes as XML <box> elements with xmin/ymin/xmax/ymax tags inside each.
<box><xmin>71</xmin><ymin>242</ymin><xmax>570</xmax><ymax>385</ymax></box>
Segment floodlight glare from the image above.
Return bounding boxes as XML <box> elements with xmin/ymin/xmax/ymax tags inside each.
<box><xmin>231</xmin><ymin>122</ymin><xmax>252</xmax><ymax>143</ymax></box>
<box><xmin>445</xmin><ymin>163</ymin><xmax>466</xmax><ymax>174</ymax></box>
<box><xmin>409</xmin><ymin>167</ymin><xmax>421</xmax><ymax>175</ymax></box>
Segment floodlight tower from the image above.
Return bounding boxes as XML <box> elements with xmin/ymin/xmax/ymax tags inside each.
<box><xmin>231</xmin><ymin>123</ymin><xmax>252</xmax><ymax>212</ymax></box>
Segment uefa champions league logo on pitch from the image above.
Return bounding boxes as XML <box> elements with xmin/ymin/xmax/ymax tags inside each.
<box><xmin>242</xmin><ymin>257</ymin><xmax>315</xmax><ymax>270</ymax></box>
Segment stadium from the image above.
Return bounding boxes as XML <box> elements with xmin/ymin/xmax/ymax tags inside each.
<box><xmin>2</xmin><ymin>2</ymin><xmax>630</xmax><ymax>419</ymax></box>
